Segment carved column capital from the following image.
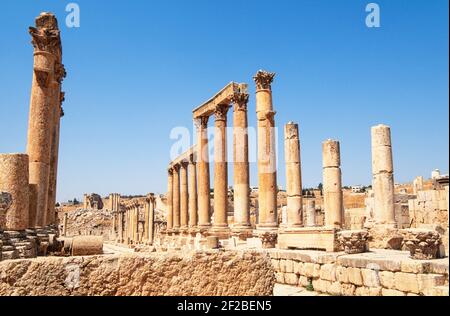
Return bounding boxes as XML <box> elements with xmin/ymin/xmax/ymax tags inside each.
<box><xmin>172</xmin><ymin>164</ymin><xmax>181</xmax><ymax>172</ymax></box>
<box><xmin>168</xmin><ymin>167</ymin><xmax>174</xmax><ymax>175</ymax></box>
<box><xmin>253</xmin><ymin>70</ymin><xmax>276</xmax><ymax>90</ymax></box>
<box><xmin>180</xmin><ymin>160</ymin><xmax>189</xmax><ymax>169</ymax></box>
<box><xmin>214</xmin><ymin>104</ymin><xmax>229</xmax><ymax>122</ymax></box>
<box><xmin>231</xmin><ymin>92</ymin><xmax>249</xmax><ymax>112</ymax></box>
<box><xmin>194</xmin><ymin>116</ymin><xmax>209</xmax><ymax>131</ymax></box>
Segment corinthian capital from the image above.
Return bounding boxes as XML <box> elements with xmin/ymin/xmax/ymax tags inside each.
<box><xmin>194</xmin><ymin>116</ymin><xmax>209</xmax><ymax>130</ymax></box>
<box><xmin>214</xmin><ymin>105</ymin><xmax>229</xmax><ymax>122</ymax></box>
<box><xmin>29</xmin><ymin>13</ymin><xmax>61</xmax><ymax>55</ymax></box>
<box><xmin>253</xmin><ymin>70</ymin><xmax>276</xmax><ymax>90</ymax></box>
<box><xmin>230</xmin><ymin>92</ymin><xmax>249</xmax><ymax>112</ymax></box>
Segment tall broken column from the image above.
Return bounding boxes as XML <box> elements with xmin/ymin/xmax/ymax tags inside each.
<box><xmin>27</xmin><ymin>13</ymin><xmax>63</xmax><ymax>228</ymax></box>
<box><xmin>284</xmin><ymin>122</ymin><xmax>303</xmax><ymax>228</ymax></box>
<box><xmin>231</xmin><ymin>90</ymin><xmax>252</xmax><ymax>233</ymax></box>
<box><xmin>254</xmin><ymin>70</ymin><xmax>278</xmax><ymax>231</ymax></box>
<box><xmin>371</xmin><ymin>124</ymin><xmax>396</xmax><ymax>226</ymax></box>
<box><xmin>323</xmin><ymin>139</ymin><xmax>343</xmax><ymax>229</ymax></box>
<box><xmin>0</xmin><ymin>154</ymin><xmax>30</xmax><ymax>231</ymax></box>
<box><xmin>188</xmin><ymin>154</ymin><xmax>198</xmax><ymax>229</ymax></box>
<box><xmin>212</xmin><ymin>105</ymin><xmax>230</xmax><ymax>234</ymax></box>
<box><xmin>196</xmin><ymin>117</ymin><xmax>211</xmax><ymax>230</ymax></box>
<box><xmin>147</xmin><ymin>195</ymin><xmax>155</xmax><ymax>243</ymax></box>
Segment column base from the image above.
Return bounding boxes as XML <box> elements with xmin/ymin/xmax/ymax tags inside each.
<box><xmin>231</xmin><ymin>225</ymin><xmax>254</xmax><ymax>240</ymax></box>
<box><xmin>210</xmin><ymin>226</ymin><xmax>231</xmax><ymax>240</ymax></box>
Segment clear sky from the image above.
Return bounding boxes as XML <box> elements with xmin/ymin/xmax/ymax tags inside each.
<box><xmin>0</xmin><ymin>0</ymin><xmax>448</xmax><ymax>202</ymax></box>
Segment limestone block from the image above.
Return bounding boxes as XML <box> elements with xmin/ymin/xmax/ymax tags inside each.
<box><xmin>381</xmin><ymin>288</ymin><xmax>406</xmax><ymax>296</ymax></box>
<box><xmin>279</xmin><ymin>259</ymin><xmax>286</xmax><ymax>272</ymax></box>
<box><xmin>400</xmin><ymin>261</ymin><xmax>428</xmax><ymax>274</ymax></box>
<box><xmin>303</xmin><ymin>262</ymin><xmax>321</xmax><ymax>278</ymax></box>
<box><xmin>284</xmin><ymin>273</ymin><xmax>298</xmax><ymax>285</ymax></box>
<box><xmin>312</xmin><ymin>279</ymin><xmax>330</xmax><ymax>293</ymax></box>
<box><xmin>417</xmin><ymin>274</ymin><xmax>446</xmax><ymax>296</ymax></box>
<box><xmin>431</xmin><ymin>286</ymin><xmax>449</xmax><ymax>296</ymax></box>
<box><xmin>71</xmin><ymin>236</ymin><xmax>103</xmax><ymax>256</ymax></box>
<box><xmin>361</xmin><ymin>268</ymin><xmax>381</xmax><ymax>287</ymax></box>
<box><xmin>285</xmin><ymin>259</ymin><xmax>294</xmax><ymax>273</ymax></box>
<box><xmin>298</xmin><ymin>276</ymin><xmax>309</xmax><ymax>287</ymax></box>
<box><xmin>327</xmin><ymin>282</ymin><xmax>342</xmax><ymax>296</ymax></box>
<box><xmin>294</xmin><ymin>261</ymin><xmax>304</xmax><ymax>274</ymax></box>
<box><xmin>271</xmin><ymin>259</ymin><xmax>279</xmax><ymax>270</ymax></box>
<box><xmin>355</xmin><ymin>286</ymin><xmax>381</xmax><ymax>296</ymax></box>
<box><xmin>341</xmin><ymin>283</ymin><xmax>356</xmax><ymax>296</ymax></box>
<box><xmin>319</xmin><ymin>264</ymin><xmax>337</xmax><ymax>282</ymax></box>
<box><xmin>336</xmin><ymin>266</ymin><xmax>349</xmax><ymax>283</ymax></box>
<box><xmin>394</xmin><ymin>272</ymin><xmax>419</xmax><ymax>294</ymax></box>
<box><xmin>275</xmin><ymin>272</ymin><xmax>285</xmax><ymax>284</ymax></box>
<box><xmin>347</xmin><ymin>267</ymin><xmax>363</xmax><ymax>286</ymax></box>
<box><xmin>379</xmin><ymin>271</ymin><xmax>395</xmax><ymax>289</ymax></box>
<box><xmin>371</xmin><ymin>125</ymin><xmax>392</xmax><ymax>147</ymax></box>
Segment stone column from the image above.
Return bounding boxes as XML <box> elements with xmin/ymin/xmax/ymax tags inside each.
<box><xmin>231</xmin><ymin>91</ymin><xmax>251</xmax><ymax>232</ymax></box>
<box><xmin>83</xmin><ymin>194</ymin><xmax>88</xmax><ymax>209</ymax></box>
<box><xmin>0</xmin><ymin>154</ymin><xmax>30</xmax><ymax>231</ymax></box>
<box><xmin>27</xmin><ymin>13</ymin><xmax>62</xmax><ymax>228</ymax></box>
<box><xmin>188</xmin><ymin>154</ymin><xmax>198</xmax><ymax>229</ymax></box>
<box><xmin>254</xmin><ymin>70</ymin><xmax>278</xmax><ymax>230</ymax></box>
<box><xmin>196</xmin><ymin>117</ymin><xmax>211</xmax><ymax>229</ymax></box>
<box><xmin>143</xmin><ymin>200</ymin><xmax>150</xmax><ymax>241</ymax></box>
<box><xmin>180</xmin><ymin>161</ymin><xmax>189</xmax><ymax>231</ymax></box>
<box><xmin>284</xmin><ymin>122</ymin><xmax>303</xmax><ymax>228</ymax></box>
<box><xmin>323</xmin><ymin>140</ymin><xmax>343</xmax><ymax>229</ymax></box>
<box><xmin>46</xmin><ymin>86</ymin><xmax>64</xmax><ymax>226</ymax></box>
<box><xmin>62</xmin><ymin>212</ymin><xmax>68</xmax><ymax>236</ymax></box>
<box><xmin>167</xmin><ymin>168</ymin><xmax>174</xmax><ymax>231</ymax></box>
<box><xmin>413</xmin><ymin>176</ymin><xmax>424</xmax><ymax>195</ymax></box>
<box><xmin>305</xmin><ymin>200</ymin><xmax>316</xmax><ymax>227</ymax></box>
<box><xmin>148</xmin><ymin>195</ymin><xmax>155</xmax><ymax>243</ymax></box>
<box><xmin>371</xmin><ymin>124</ymin><xmax>396</xmax><ymax>226</ymax></box>
<box><xmin>118</xmin><ymin>211</ymin><xmax>124</xmax><ymax>243</ymax></box>
<box><xmin>172</xmin><ymin>164</ymin><xmax>181</xmax><ymax>230</ymax></box>
<box><xmin>212</xmin><ymin>105</ymin><xmax>230</xmax><ymax>233</ymax></box>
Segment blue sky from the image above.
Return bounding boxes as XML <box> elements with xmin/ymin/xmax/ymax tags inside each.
<box><xmin>0</xmin><ymin>0</ymin><xmax>448</xmax><ymax>202</ymax></box>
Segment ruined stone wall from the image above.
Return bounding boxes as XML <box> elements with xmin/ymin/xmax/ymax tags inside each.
<box><xmin>269</xmin><ymin>249</ymin><xmax>448</xmax><ymax>296</ymax></box>
<box><xmin>0</xmin><ymin>251</ymin><xmax>274</xmax><ymax>296</ymax></box>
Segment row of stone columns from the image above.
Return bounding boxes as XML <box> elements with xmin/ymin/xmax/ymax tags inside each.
<box><xmin>118</xmin><ymin>196</ymin><xmax>156</xmax><ymax>245</ymax></box>
<box><xmin>167</xmin><ymin>156</ymin><xmax>198</xmax><ymax>232</ymax></box>
<box><xmin>165</xmin><ymin>69</ymin><xmax>399</xmax><ymax>238</ymax></box>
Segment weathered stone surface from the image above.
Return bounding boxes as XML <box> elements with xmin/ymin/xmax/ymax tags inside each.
<box><xmin>337</xmin><ymin>230</ymin><xmax>369</xmax><ymax>254</ymax></box>
<box><xmin>347</xmin><ymin>267</ymin><xmax>363</xmax><ymax>286</ymax></box>
<box><xmin>0</xmin><ymin>251</ymin><xmax>275</xmax><ymax>296</ymax></box>
<box><xmin>381</xmin><ymin>288</ymin><xmax>406</xmax><ymax>296</ymax></box>
<box><xmin>394</xmin><ymin>272</ymin><xmax>419</xmax><ymax>294</ymax></box>
<box><xmin>401</xmin><ymin>229</ymin><xmax>442</xmax><ymax>260</ymax></box>
<box><xmin>379</xmin><ymin>271</ymin><xmax>395</xmax><ymax>289</ymax></box>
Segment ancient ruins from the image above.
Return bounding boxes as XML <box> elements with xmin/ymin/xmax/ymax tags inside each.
<box><xmin>0</xmin><ymin>13</ymin><xmax>448</xmax><ymax>297</ymax></box>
